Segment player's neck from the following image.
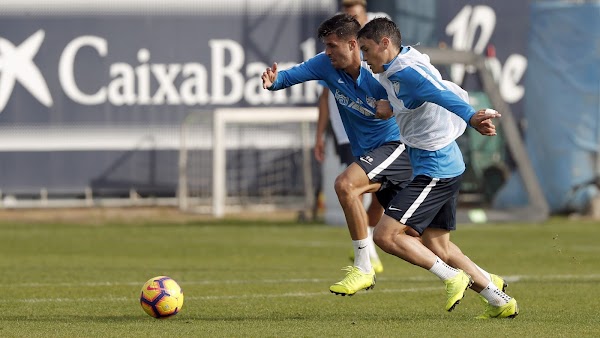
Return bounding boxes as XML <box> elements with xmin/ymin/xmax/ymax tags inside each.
<box><xmin>344</xmin><ymin>62</ymin><xmax>361</xmax><ymax>80</ymax></box>
<box><xmin>344</xmin><ymin>54</ymin><xmax>362</xmax><ymax>80</ymax></box>
<box><xmin>385</xmin><ymin>48</ymin><xmax>402</xmax><ymax>65</ymax></box>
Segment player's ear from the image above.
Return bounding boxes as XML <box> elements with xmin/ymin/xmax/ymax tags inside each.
<box><xmin>349</xmin><ymin>38</ymin><xmax>358</xmax><ymax>50</ymax></box>
<box><xmin>381</xmin><ymin>37</ymin><xmax>390</xmax><ymax>49</ymax></box>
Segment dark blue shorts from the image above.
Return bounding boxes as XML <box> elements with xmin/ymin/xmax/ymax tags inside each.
<box><xmin>337</xmin><ymin>142</ymin><xmax>355</xmax><ymax>167</ymax></box>
<box><xmin>354</xmin><ymin>141</ymin><xmax>413</xmax><ymax>208</ymax></box>
<box><xmin>384</xmin><ymin>174</ymin><xmax>463</xmax><ymax>235</ymax></box>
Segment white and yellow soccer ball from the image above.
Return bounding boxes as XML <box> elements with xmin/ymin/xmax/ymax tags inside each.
<box><xmin>140</xmin><ymin>276</ymin><xmax>184</xmax><ymax>318</ymax></box>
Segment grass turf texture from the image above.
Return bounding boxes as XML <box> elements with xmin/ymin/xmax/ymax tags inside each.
<box><xmin>0</xmin><ymin>215</ymin><xmax>598</xmax><ymax>337</ymax></box>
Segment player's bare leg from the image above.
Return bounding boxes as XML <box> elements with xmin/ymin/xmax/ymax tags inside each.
<box><xmin>365</xmin><ymin>194</ymin><xmax>384</xmax><ymax>273</ymax></box>
<box><xmin>373</xmin><ymin>215</ymin><xmax>471</xmax><ymax>311</ymax></box>
<box><xmin>334</xmin><ymin>164</ymin><xmax>377</xmax><ymax>240</ymax></box>
<box><xmin>422</xmin><ymin>228</ymin><xmax>517</xmax><ymax>316</ymax></box>
<box><xmin>329</xmin><ymin>163</ymin><xmax>381</xmax><ymax>296</ymax></box>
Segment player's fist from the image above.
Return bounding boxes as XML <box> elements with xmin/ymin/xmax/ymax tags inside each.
<box><xmin>375</xmin><ymin>100</ymin><xmax>393</xmax><ymax>119</ymax></box>
<box><xmin>261</xmin><ymin>63</ymin><xmax>278</xmax><ymax>89</ymax></box>
<box><xmin>470</xmin><ymin>108</ymin><xmax>501</xmax><ymax>136</ymax></box>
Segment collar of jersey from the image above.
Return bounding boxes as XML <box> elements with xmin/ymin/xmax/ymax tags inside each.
<box><xmin>383</xmin><ymin>45</ymin><xmax>410</xmax><ymax>71</ymax></box>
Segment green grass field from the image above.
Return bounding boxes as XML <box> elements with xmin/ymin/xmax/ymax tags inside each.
<box><xmin>0</xmin><ymin>213</ymin><xmax>599</xmax><ymax>337</ymax></box>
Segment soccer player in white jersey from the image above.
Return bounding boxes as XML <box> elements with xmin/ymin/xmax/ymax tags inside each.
<box><xmin>263</xmin><ymin>14</ymin><xmax>505</xmax><ymax>301</ymax></box>
<box><xmin>314</xmin><ymin>0</ymin><xmax>389</xmax><ymax>274</ymax></box>
<box><xmin>357</xmin><ymin>17</ymin><xmax>518</xmax><ymax>318</ymax></box>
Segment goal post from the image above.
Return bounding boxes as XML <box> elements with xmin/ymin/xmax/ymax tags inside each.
<box><xmin>212</xmin><ymin>107</ymin><xmax>318</xmax><ymax>218</ymax></box>
<box><xmin>178</xmin><ymin>107</ymin><xmax>318</xmax><ymax>218</ymax></box>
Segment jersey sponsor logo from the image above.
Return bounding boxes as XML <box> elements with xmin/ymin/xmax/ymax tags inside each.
<box><xmin>348</xmin><ymin>101</ymin><xmax>375</xmax><ymax>117</ymax></box>
<box><xmin>334</xmin><ymin>89</ymin><xmax>349</xmax><ymax>106</ymax></box>
<box><xmin>0</xmin><ymin>30</ymin><xmax>53</xmax><ymax>113</ymax></box>
<box><xmin>334</xmin><ymin>89</ymin><xmax>376</xmax><ymax>117</ymax></box>
<box><xmin>366</xmin><ymin>96</ymin><xmax>376</xmax><ymax>108</ymax></box>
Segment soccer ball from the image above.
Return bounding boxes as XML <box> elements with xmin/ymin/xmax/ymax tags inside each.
<box><xmin>140</xmin><ymin>276</ymin><xmax>184</xmax><ymax>318</ymax></box>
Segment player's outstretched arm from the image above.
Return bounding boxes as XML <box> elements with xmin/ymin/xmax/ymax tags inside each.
<box><xmin>261</xmin><ymin>62</ymin><xmax>278</xmax><ymax>89</ymax></box>
<box><xmin>469</xmin><ymin>109</ymin><xmax>501</xmax><ymax>136</ymax></box>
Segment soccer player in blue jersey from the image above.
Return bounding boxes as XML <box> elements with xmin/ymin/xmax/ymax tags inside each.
<box><xmin>314</xmin><ymin>0</ymin><xmax>390</xmax><ymax>275</ymax></box>
<box><xmin>262</xmin><ymin>14</ymin><xmax>504</xmax><ymax>301</ymax></box>
<box><xmin>263</xmin><ymin>13</ymin><xmax>412</xmax><ymax>296</ymax></box>
<box><xmin>357</xmin><ymin>17</ymin><xmax>518</xmax><ymax>318</ymax></box>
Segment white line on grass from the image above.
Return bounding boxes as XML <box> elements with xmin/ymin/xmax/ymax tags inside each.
<box><xmin>5</xmin><ymin>273</ymin><xmax>600</xmax><ymax>304</ymax></box>
<box><xmin>16</xmin><ymin>278</ymin><xmax>336</xmax><ymax>288</ymax></box>
<box><xmin>4</xmin><ymin>286</ymin><xmax>442</xmax><ymax>304</ymax></box>
<box><xmin>13</xmin><ymin>273</ymin><xmax>600</xmax><ymax>288</ymax></box>
<box><xmin>504</xmin><ymin>274</ymin><xmax>600</xmax><ymax>282</ymax></box>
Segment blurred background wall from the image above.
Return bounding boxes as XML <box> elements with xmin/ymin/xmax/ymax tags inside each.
<box><xmin>0</xmin><ymin>0</ymin><xmax>598</xmax><ymax>216</ymax></box>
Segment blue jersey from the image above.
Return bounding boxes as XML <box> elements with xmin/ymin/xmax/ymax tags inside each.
<box><xmin>379</xmin><ymin>46</ymin><xmax>476</xmax><ymax>178</ymax></box>
<box><xmin>268</xmin><ymin>52</ymin><xmax>400</xmax><ymax>157</ymax></box>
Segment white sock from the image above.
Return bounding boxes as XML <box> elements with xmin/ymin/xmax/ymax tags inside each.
<box><xmin>429</xmin><ymin>257</ymin><xmax>460</xmax><ymax>281</ymax></box>
<box><xmin>479</xmin><ymin>282</ymin><xmax>511</xmax><ymax>306</ymax></box>
<box><xmin>466</xmin><ymin>256</ymin><xmax>492</xmax><ymax>282</ymax></box>
<box><xmin>353</xmin><ymin>238</ymin><xmax>372</xmax><ymax>273</ymax></box>
<box><xmin>475</xmin><ymin>264</ymin><xmax>492</xmax><ymax>282</ymax></box>
<box><xmin>367</xmin><ymin>227</ymin><xmax>380</xmax><ymax>261</ymax></box>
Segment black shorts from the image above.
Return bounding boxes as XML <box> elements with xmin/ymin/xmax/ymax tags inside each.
<box><xmin>354</xmin><ymin>141</ymin><xmax>413</xmax><ymax>208</ymax></box>
<box><xmin>336</xmin><ymin>142</ymin><xmax>355</xmax><ymax>167</ymax></box>
<box><xmin>384</xmin><ymin>174</ymin><xmax>462</xmax><ymax>235</ymax></box>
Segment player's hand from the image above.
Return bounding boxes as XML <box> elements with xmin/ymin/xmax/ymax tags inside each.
<box><xmin>314</xmin><ymin>137</ymin><xmax>325</xmax><ymax>162</ymax></box>
<box><xmin>470</xmin><ymin>108</ymin><xmax>501</xmax><ymax>136</ymax></box>
<box><xmin>261</xmin><ymin>63</ymin><xmax>278</xmax><ymax>89</ymax></box>
<box><xmin>375</xmin><ymin>100</ymin><xmax>394</xmax><ymax>119</ymax></box>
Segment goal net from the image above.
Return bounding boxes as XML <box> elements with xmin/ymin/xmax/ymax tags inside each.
<box><xmin>178</xmin><ymin>107</ymin><xmax>318</xmax><ymax>218</ymax></box>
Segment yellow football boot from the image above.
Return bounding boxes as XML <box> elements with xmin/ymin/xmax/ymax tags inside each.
<box><xmin>329</xmin><ymin>266</ymin><xmax>376</xmax><ymax>296</ymax></box>
<box><xmin>477</xmin><ymin>298</ymin><xmax>519</xmax><ymax>319</ymax></box>
<box><xmin>444</xmin><ymin>270</ymin><xmax>472</xmax><ymax>311</ymax></box>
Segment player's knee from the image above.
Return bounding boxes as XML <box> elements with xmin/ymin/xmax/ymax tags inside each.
<box><xmin>372</xmin><ymin>231</ymin><xmax>390</xmax><ymax>253</ymax></box>
<box><xmin>334</xmin><ymin>175</ymin><xmax>354</xmax><ymax>198</ymax></box>
<box><xmin>372</xmin><ymin>225</ymin><xmax>399</xmax><ymax>253</ymax></box>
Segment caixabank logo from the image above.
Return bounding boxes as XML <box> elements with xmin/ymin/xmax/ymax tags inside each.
<box><xmin>0</xmin><ymin>30</ymin><xmax>320</xmax><ymax>114</ymax></box>
<box><xmin>0</xmin><ymin>30</ymin><xmax>53</xmax><ymax>112</ymax></box>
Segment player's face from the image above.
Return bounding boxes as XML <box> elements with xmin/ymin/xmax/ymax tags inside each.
<box><xmin>323</xmin><ymin>34</ymin><xmax>356</xmax><ymax>69</ymax></box>
<box><xmin>358</xmin><ymin>37</ymin><xmax>386</xmax><ymax>73</ymax></box>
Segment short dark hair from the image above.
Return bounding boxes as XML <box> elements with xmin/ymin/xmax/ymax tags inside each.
<box><xmin>317</xmin><ymin>13</ymin><xmax>361</xmax><ymax>41</ymax></box>
<box><xmin>357</xmin><ymin>17</ymin><xmax>402</xmax><ymax>47</ymax></box>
